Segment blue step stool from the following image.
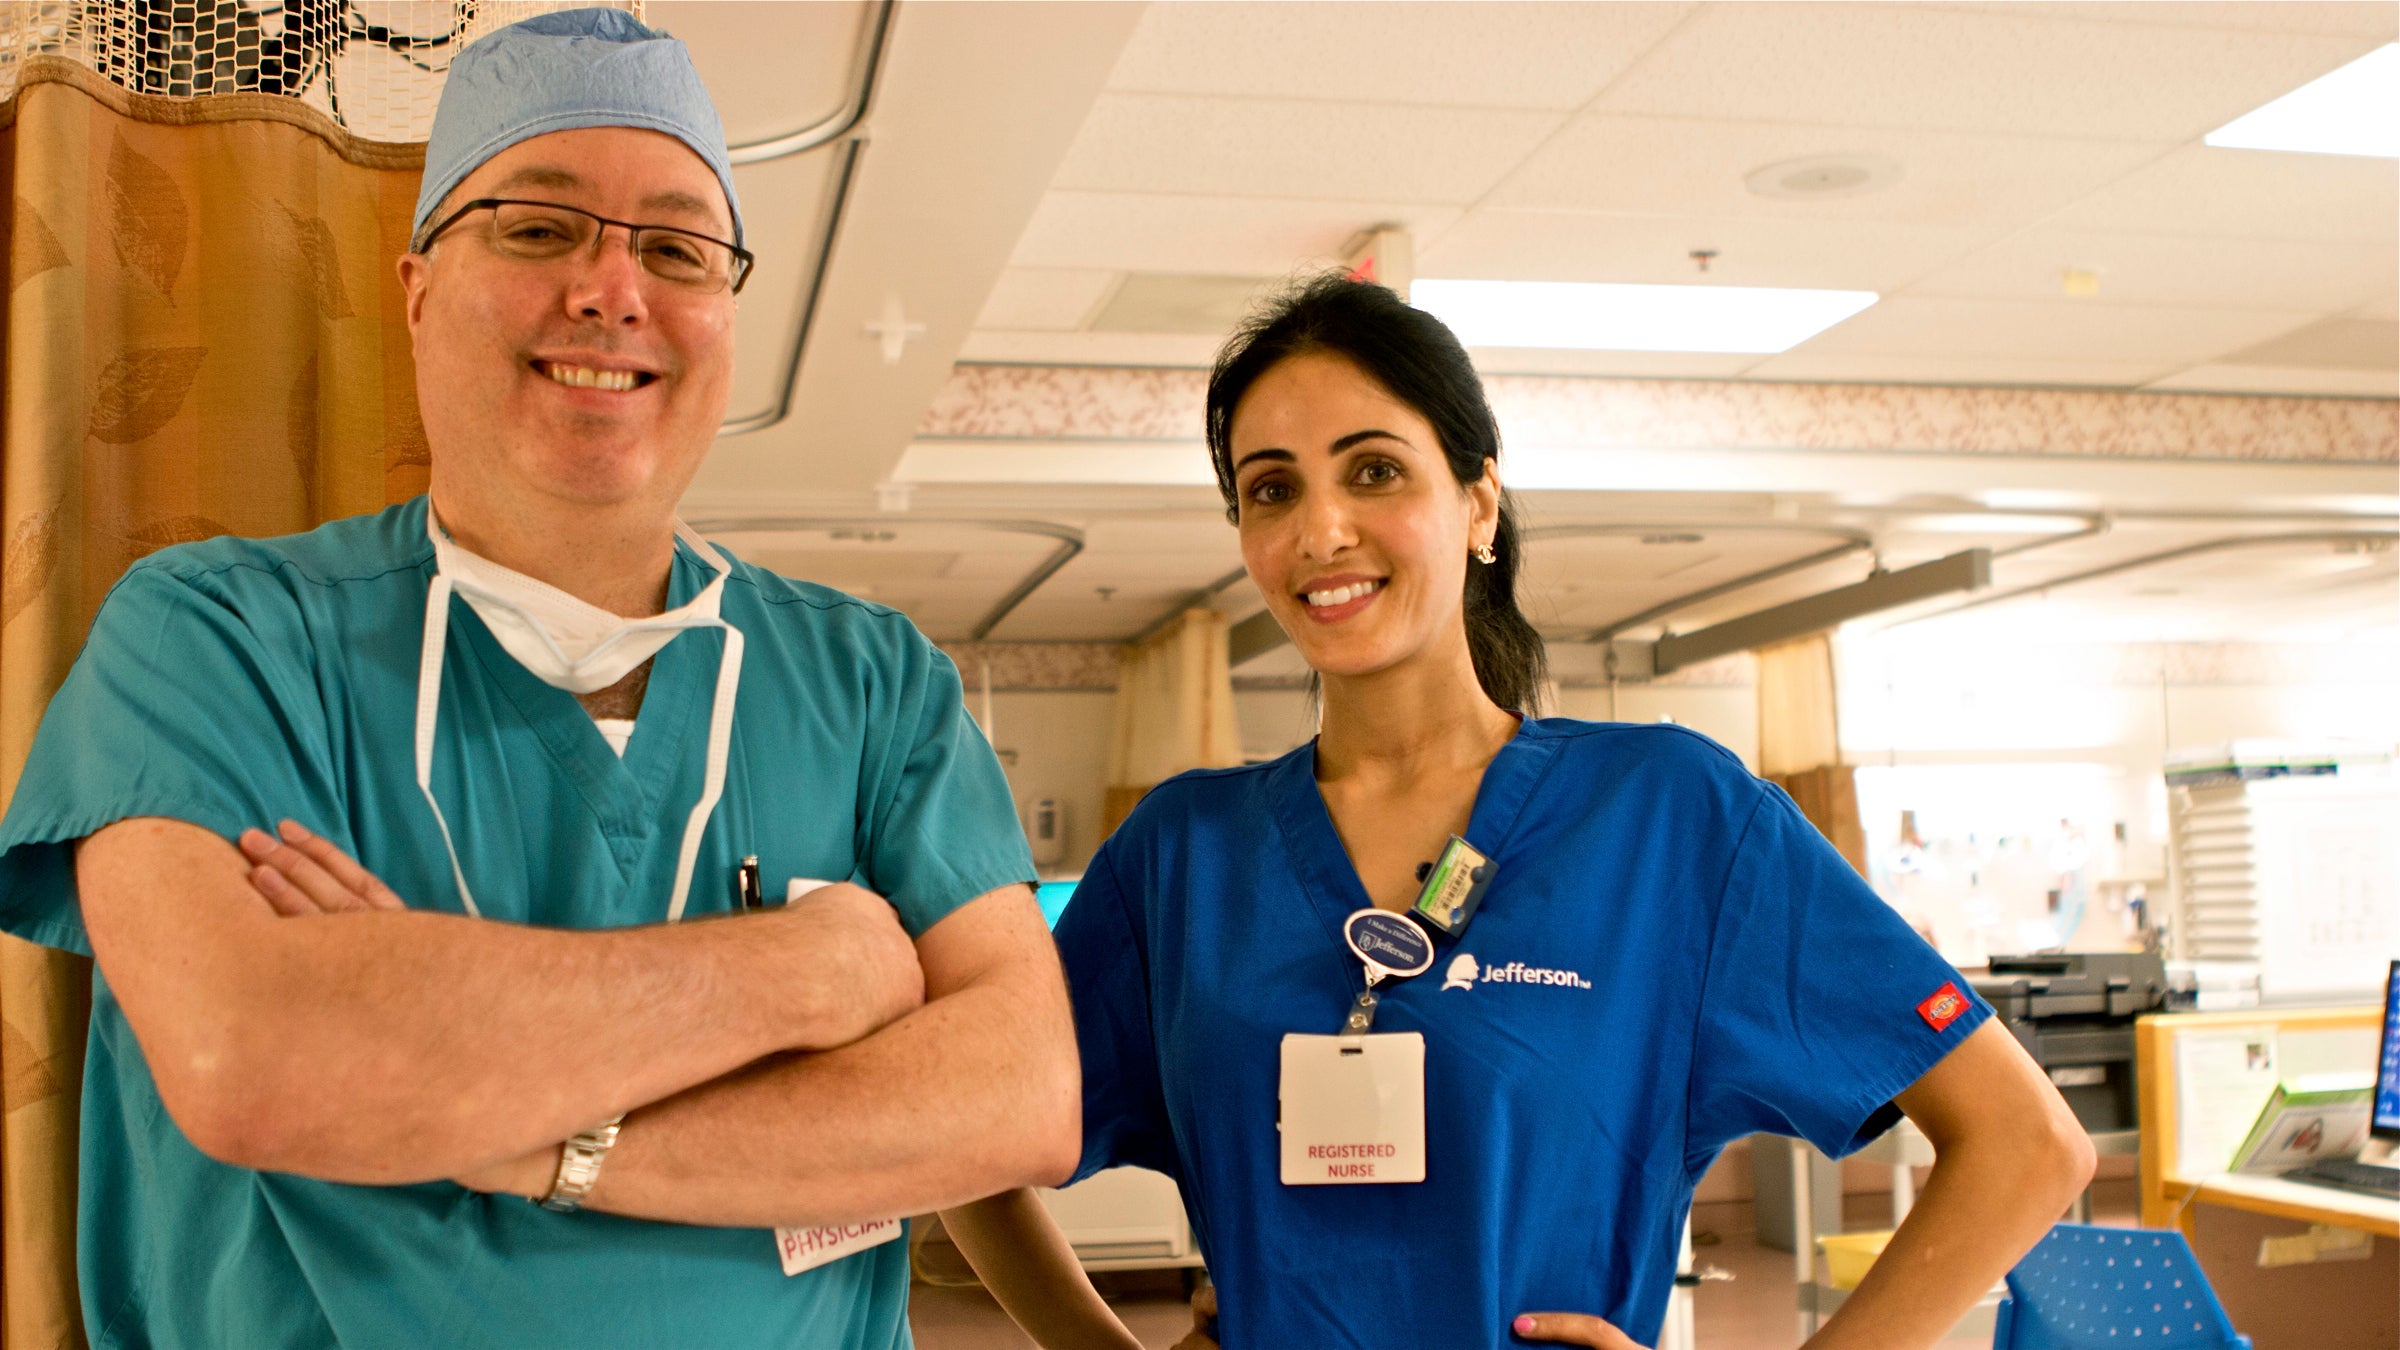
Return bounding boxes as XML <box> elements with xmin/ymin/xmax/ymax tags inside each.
<box><xmin>1994</xmin><ymin>1224</ymin><xmax>2251</xmax><ymax>1349</ymax></box>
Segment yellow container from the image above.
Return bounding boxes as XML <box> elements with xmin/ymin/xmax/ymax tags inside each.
<box><xmin>1816</xmin><ymin>1230</ymin><xmax>1894</xmax><ymax>1291</ymax></box>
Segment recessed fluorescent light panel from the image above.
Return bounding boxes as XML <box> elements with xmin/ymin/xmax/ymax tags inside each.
<box><xmin>2205</xmin><ymin>43</ymin><xmax>2400</xmax><ymax>159</ymax></box>
<box><xmin>1411</xmin><ymin>279</ymin><xmax>1877</xmax><ymax>354</ymax></box>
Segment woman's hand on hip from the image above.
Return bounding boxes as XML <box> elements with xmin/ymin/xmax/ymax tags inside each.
<box><xmin>1168</xmin><ymin>1282</ymin><xmax>1219</xmax><ymax>1350</ymax></box>
<box><xmin>1512</xmin><ymin>1311</ymin><xmax>1647</xmax><ymax>1348</ymax></box>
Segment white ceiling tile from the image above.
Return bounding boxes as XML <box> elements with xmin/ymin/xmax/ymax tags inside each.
<box><xmin>1051</xmin><ymin>94</ymin><xmax>1563</xmax><ymax>203</ymax></box>
<box><xmin>2143</xmin><ymin>364</ymin><xmax>2399</xmax><ymax>397</ymax></box>
<box><xmin>974</xmin><ymin>268</ymin><xmax>1120</xmax><ymax>331</ymax></box>
<box><xmin>1484</xmin><ymin>116</ymin><xmax>2168</xmax><ymax>227</ymax></box>
<box><xmin>1788</xmin><ymin>296</ymin><xmax>2322</xmax><ymax>365</ymax></box>
<box><xmin>957</xmin><ymin>330</ymin><xmax>1227</xmax><ymax>368</ymax></box>
<box><xmin>1090</xmin><ymin>274</ymin><xmax>1285</xmax><ymax>335</ymax></box>
<box><xmin>1927</xmin><ymin>3</ymin><xmax>2399</xmax><ymax>39</ymax></box>
<box><xmin>2358</xmin><ymin>297</ymin><xmax>2400</xmax><ymax>323</ymax></box>
<box><xmin>1466</xmin><ymin>349</ymin><xmax>1764</xmax><ymax>379</ymax></box>
<box><xmin>1105</xmin><ymin>1</ymin><xmax>1696</xmax><ymax>110</ymax></box>
<box><xmin>1008</xmin><ymin>191</ymin><xmax>1463</xmax><ymax>275</ymax></box>
<box><xmin>1419</xmin><ymin>209</ymin><xmax>2000</xmax><ymax>293</ymax></box>
<box><xmin>1908</xmin><ymin>228</ymin><xmax>2398</xmax><ymax>311</ymax></box>
<box><xmin>2042</xmin><ymin>145</ymin><xmax>2400</xmax><ymax>244</ymax></box>
<box><xmin>1744</xmin><ymin>352</ymin><xmax>2174</xmax><ymax>387</ymax></box>
<box><xmin>2220</xmin><ymin>316</ymin><xmax>2398</xmax><ymax>370</ymax></box>
<box><xmin>1592</xmin><ymin>2</ymin><xmax>2386</xmax><ymax>141</ymax></box>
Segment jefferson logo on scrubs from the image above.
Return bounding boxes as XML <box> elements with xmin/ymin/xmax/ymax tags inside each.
<box><xmin>1440</xmin><ymin>953</ymin><xmax>1592</xmax><ymax>992</ymax></box>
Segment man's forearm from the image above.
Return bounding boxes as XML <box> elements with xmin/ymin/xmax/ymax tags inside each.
<box><xmin>215</xmin><ymin>910</ymin><xmax>822</xmax><ymax>1181</ymax></box>
<box><xmin>78</xmin><ymin>820</ymin><xmax>917</xmax><ymax>1186</ymax></box>
<box><xmin>573</xmin><ymin>890</ymin><xmax>1080</xmax><ymax>1228</ymax></box>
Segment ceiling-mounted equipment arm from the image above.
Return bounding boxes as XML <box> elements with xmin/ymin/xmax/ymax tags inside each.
<box><xmin>1884</xmin><ymin>530</ymin><xmax>2399</xmax><ymax>631</ymax></box>
<box><xmin>685</xmin><ymin>515</ymin><xmax>1083</xmax><ymax>643</ymax></box>
<box><xmin>1129</xmin><ymin>566</ymin><xmax>1251</xmax><ymax>646</ymax></box>
<box><xmin>1652</xmin><ymin>548</ymin><xmax>1993</xmax><ymax>676</ymax></box>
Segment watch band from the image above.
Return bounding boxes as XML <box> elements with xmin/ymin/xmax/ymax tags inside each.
<box><xmin>538</xmin><ymin>1114</ymin><xmax>626</xmax><ymax>1213</ymax></box>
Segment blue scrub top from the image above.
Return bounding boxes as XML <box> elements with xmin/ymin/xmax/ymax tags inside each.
<box><xmin>1056</xmin><ymin>718</ymin><xmax>1990</xmax><ymax>1350</ymax></box>
<box><xmin>0</xmin><ymin>497</ymin><xmax>1034</xmax><ymax>1350</ymax></box>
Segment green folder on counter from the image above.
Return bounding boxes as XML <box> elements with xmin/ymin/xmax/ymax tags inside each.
<box><xmin>2228</xmin><ymin>1072</ymin><xmax>2375</xmax><ymax>1174</ymax></box>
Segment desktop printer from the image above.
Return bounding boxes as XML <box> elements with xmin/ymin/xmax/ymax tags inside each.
<box><xmin>1971</xmin><ymin>952</ymin><xmax>2169</xmax><ymax>1133</ymax></box>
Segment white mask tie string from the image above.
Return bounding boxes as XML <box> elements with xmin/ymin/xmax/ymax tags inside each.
<box><xmin>415</xmin><ymin>506</ymin><xmax>743</xmax><ymax>922</ymax></box>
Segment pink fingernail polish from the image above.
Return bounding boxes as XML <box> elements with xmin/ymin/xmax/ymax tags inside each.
<box><xmin>1513</xmin><ymin>1315</ymin><xmax>1535</xmax><ymax>1335</ymax></box>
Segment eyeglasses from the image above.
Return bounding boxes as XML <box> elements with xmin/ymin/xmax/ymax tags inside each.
<box><xmin>413</xmin><ymin>198</ymin><xmax>754</xmax><ymax>295</ymax></box>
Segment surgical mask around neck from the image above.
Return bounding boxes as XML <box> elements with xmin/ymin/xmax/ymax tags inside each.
<box><xmin>428</xmin><ymin>510</ymin><xmax>728</xmax><ymax>694</ymax></box>
<box><xmin>416</xmin><ymin>503</ymin><xmax>745</xmax><ymax>923</ymax></box>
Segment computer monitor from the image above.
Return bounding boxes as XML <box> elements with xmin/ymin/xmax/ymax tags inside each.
<box><xmin>1033</xmin><ymin>879</ymin><xmax>1080</xmax><ymax>932</ymax></box>
<box><xmin>2375</xmin><ymin>959</ymin><xmax>2400</xmax><ymax>1141</ymax></box>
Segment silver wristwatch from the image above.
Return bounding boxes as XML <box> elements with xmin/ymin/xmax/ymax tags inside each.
<box><xmin>538</xmin><ymin>1114</ymin><xmax>625</xmax><ymax>1213</ymax></box>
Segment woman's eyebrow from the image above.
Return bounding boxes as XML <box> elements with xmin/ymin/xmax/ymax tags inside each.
<box><xmin>1236</xmin><ymin>428</ymin><xmax>1410</xmax><ymax>472</ymax></box>
<box><xmin>1330</xmin><ymin>428</ymin><xmax>1408</xmax><ymax>453</ymax></box>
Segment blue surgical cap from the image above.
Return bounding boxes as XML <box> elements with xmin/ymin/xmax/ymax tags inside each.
<box><xmin>414</xmin><ymin>7</ymin><xmax>743</xmax><ymax>248</ymax></box>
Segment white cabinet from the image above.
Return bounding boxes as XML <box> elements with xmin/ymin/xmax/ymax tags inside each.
<box><xmin>1037</xmin><ymin>1166</ymin><xmax>1204</xmax><ymax>1271</ymax></box>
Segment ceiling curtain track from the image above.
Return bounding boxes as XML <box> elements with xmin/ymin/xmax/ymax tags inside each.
<box><xmin>0</xmin><ymin>58</ymin><xmax>430</xmax><ymax>1345</ymax></box>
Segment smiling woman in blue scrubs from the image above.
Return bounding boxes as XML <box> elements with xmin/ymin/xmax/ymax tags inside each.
<box><xmin>944</xmin><ymin>276</ymin><xmax>2096</xmax><ymax>1350</ymax></box>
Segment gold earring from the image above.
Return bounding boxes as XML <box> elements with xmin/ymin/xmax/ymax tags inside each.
<box><xmin>1474</xmin><ymin>543</ymin><xmax>1497</xmax><ymax>565</ymax></box>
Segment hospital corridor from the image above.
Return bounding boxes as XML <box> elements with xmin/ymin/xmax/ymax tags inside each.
<box><xmin>0</xmin><ymin>2</ymin><xmax>2391</xmax><ymax>1349</ymax></box>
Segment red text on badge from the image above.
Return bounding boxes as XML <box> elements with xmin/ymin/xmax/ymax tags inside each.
<box><xmin>775</xmin><ymin>1217</ymin><xmax>903</xmax><ymax>1277</ymax></box>
<box><xmin>1307</xmin><ymin>1142</ymin><xmax>1397</xmax><ymax>1179</ymax></box>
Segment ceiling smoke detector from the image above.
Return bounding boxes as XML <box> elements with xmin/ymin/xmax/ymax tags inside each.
<box><xmin>1744</xmin><ymin>153</ymin><xmax>1903</xmax><ymax>201</ymax></box>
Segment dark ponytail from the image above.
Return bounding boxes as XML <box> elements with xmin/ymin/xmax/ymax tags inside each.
<box><xmin>1205</xmin><ymin>274</ymin><xmax>1547</xmax><ymax>714</ymax></box>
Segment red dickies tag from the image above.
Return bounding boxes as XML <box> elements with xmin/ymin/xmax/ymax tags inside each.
<box><xmin>1917</xmin><ymin>982</ymin><xmax>1967</xmax><ymax>1032</ymax></box>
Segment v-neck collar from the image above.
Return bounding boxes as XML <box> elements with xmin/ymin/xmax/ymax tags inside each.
<box><xmin>1268</xmin><ymin>716</ymin><xmax>1564</xmax><ymax>958</ymax></box>
<box><xmin>443</xmin><ymin>542</ymin><xmax>719</xmax><ymax>856</ymax></box>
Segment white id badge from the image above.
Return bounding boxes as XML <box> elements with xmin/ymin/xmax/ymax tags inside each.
<box><xmin>1278</xmin><ymin>1032</ymin><xmax>1426</xmax><ymax>1185</ymax></box>
<box><xmin>786</xmin><ymin>877</ymin><xmax>838</xmax><ymax>901</ymax></box>
<box><xmin>774</xmin><ymin>1218</ymin><xmax>904</xmax><ymax>1276</ymax></box>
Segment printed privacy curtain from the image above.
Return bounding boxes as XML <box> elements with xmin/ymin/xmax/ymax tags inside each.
<box><xmin>0</xmin><ymin>56</ymin><xmax>426</xmax><ymax>1347</ymax></box>
<box><xmin>1756</xmin><ymin>633</ymin><xmax>1867</xmax><ymax>875</ymax></box>
<box><xmin>1105</xmin><ymin>608</ymin><xmax>1243</xmax><ymax>836</ymax></box>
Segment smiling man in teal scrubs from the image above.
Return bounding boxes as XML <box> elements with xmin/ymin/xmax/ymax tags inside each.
<box><xmin>0</xmin><ymin>10</ymin><xmax>1076</xmax><ymax>1348</ymax></box>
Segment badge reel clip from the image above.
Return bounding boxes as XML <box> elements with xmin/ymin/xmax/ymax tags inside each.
<box><xmin>1339</xmin><ymin>910</ymin><xmax>1435</xmax><ymax>1043</ymax></box>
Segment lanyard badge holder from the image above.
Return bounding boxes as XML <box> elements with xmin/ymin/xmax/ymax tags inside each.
<box><xmin>1278</xmin><ymin>841</ymin><xmax>1498</xmax><ymax>1187</ymax></box>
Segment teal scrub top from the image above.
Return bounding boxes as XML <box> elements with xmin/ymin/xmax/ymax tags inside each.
<box><xmin>0</xmin><ymin>497</ymin><xmax>1035</xmax><ymax>1350</ymax></box>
